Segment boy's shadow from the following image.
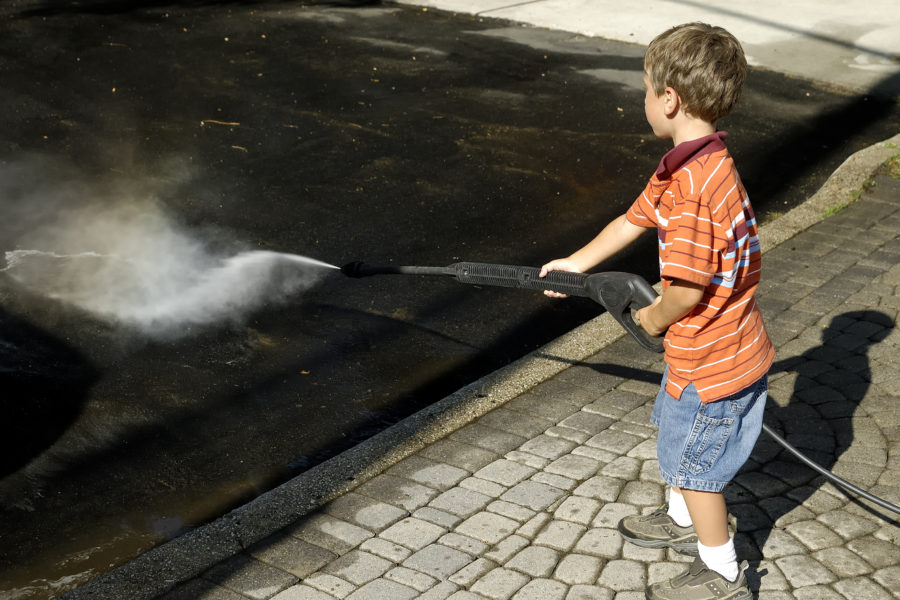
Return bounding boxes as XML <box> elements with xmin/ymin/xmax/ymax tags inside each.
<box><xmin>730</xmin><ymin>310</ymin><xmax>896</xmax><ymax>573</ymax></box>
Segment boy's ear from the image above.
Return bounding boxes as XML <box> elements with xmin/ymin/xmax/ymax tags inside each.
<box><xmin>663</xmin><ymin>86</ymin><xmax>680</xmax><ymax>117</ymax></box>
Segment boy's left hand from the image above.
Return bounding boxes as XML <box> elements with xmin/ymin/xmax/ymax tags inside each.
<box><xmin>635</xmin><ymin>297</ymin><xmax>666</xmax><ymax>337</ymax></box>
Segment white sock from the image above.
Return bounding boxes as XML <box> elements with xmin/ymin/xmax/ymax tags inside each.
<box><xmin>698</xmin><ymin>538</ymin><xmax>739</xmax><ymax>582</ymax></box>
<box><xmin>667</xmin><ymin>488</ymin><xmax>692</xmax><ymax>527</ymax></box>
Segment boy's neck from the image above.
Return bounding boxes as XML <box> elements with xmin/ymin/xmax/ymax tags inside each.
<box><xmin>670</xmin><ymin>120</ymin><xmax>717</xmax><ymax>147</ymax></box>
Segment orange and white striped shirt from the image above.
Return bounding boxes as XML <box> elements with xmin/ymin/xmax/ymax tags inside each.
<box><xmin>626</xmin><ymin>132</ymin><xmax>774</xmax><ymax>403</ymax></box>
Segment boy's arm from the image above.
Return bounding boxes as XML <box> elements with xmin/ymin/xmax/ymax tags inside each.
<box><xmin>635</xmin><ymin>279</ymin><xmax>705</xmax><ymax>336</ymax></box>
<box><xmin>540</xmin><ymin>214</ymin><xmax>649</xmax><ymax>297</ymax></box>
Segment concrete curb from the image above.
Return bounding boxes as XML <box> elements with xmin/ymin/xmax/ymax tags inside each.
<box><xmin>61</xmin><ymin>132</ymin><xmax>900</xmax><ymax>599</ymax></box>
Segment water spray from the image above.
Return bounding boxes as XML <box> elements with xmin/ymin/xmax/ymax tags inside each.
<box><xmin>341</xmin><ymin>259</ymin><xmax>900</xmax><ymax>516</ymax></box>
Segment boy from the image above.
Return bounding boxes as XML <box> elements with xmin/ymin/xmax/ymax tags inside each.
<box><xmin>540</xmin><ymin>23</ymin><xmax>773</xmax><ymax>600</ymax></box>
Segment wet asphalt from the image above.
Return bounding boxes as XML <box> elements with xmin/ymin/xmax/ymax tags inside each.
<box><xmin>0</xmin><ymin>1</ymin><xmax>898</xmax><ymax>598</ymax></box>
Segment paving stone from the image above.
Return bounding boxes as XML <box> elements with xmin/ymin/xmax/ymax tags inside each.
<box><xmin>485</xmin><ymin>535</ymin><xmax>531</xmax><ymax>563</ymax></box>
<box><xmin>558</xmin><ymin>411</ymin><xmax>615</xmax><ymax>435</ymax></box>
<box><xmin>617</xmin><ymin>480</ymin><xmax>664</xmax><ymax>506</ymax></box>
<box><xmin>505</xmin><ymin>545</ymin><xmax>561</xmax><ymax>578</ymax></box>
<box><xmin>553</xmin><ymin>553</ymin><xmax>603</xmax><ymax>585</ymax></box>
<box><xmin>833</xmin><ymin>577</ymin><xmax>895</xmax><ymax>600</ymax></box>
<box><xmin>591</xmin><ymin>502</ymin><xmax>639</xmax><ymax>529</ymax></box>
<box><xmin>746</xmin><ymin>559</ymin><xmax>792</xmax><ymax>594</ymax></box>
<box><xmin>160</xmin><ymin>579</ymin><xmax>247</xmax><ymax>600</ymax></box>
<box><xmin>532</xmin><ymin>471</ymin><xmax>578</xmax><ymax>491</ymax></box>
<box><xmin>621</xmin><ymin>541</ymin><xmax>665</xmax><ymax>562</ymax></box>
<box><xmin>479</xmin><ymin>408</ymin><xmax>554</xmax><ymax>438</ymax></box>
<box><xmin>379</xmin><ymin>517</ymin><xmax>446</xmax><ymax>550</ymax></box>
<box><xmin>626</xmin><ymin>439</ymin><xmax>658</xmax><ymax>460</ymax></box>
<box><xmin>546</xmin><ymin>425</ymin><xmax>592</xmax><ymax>443</ymax></box>
<box><xmin>475</xmin><ymin>459</ymin><xmax>537</xmax><ymax>487</ymax></box>
<box><xmin>758</xmin><ymin>496</ymin><xmax>816</xmax><ymax>528</ymax></box>
<box><xmin>816</xmin><ymin>510</ymin><xmax>878</xmax><ymax>540</ymax></box>
<box><xmin>358</xmin><ymin>537</ymin><xmax>411</xmax><ymax>562</ymax></box>
<box><xmin>596</xmin><ymin>559</ymin><xmax>645</xmax><ymax>591</ymax></box>
<box><xmin>848</xmin><ymin>536</ymin><xmax>900</xmax><ymax>569</ymax></box>
<box><xmin>564</xmin><ymin>585</ymin><xmax>613</xmax><ymax>600</ymax></box>
<box><xmin>518</xmin><ymin>434</ymin><xmax>578</xmax><ymax>460</ymax></box>
<box><xmin>439</xmin><ymin>532</ymin><xmax>490</xmax><ymax>556</ymax></box>
<box><xmin>387</xmin><ymin>456</ymin><xmax>469</xmax><ymax>491</ymax></box>
<box><xmin>322</xmin><ymin>550</ymin><xmax>392</xmax><ymax>586</ymax></box>
<box><xmin>510</xmin><ymin>578</ymin><xmax>568</xmax><ymax>600</ymax></box>
<box><xmin>516</xmin><ymin>512</ymin><xmax>552</xmax><ymax>538</ymax></box>
<box><xmin>450</xmin><ymin>557</ymin><xmax>499</xmax><ymax>587</ymax></box>
<box><xmin>792</xmin><ymin>585</ymin><xmax>846</xmax><ymax>600</ymax></box>
<box><xmin>203</xmin><ymin>554</ymin><xmax>298</xmax><ymax>600</ymax></box>
<box><xmin>774</xmin><ymin>555</ymin><xmax>837</xmax><ymax>587</ymax></box>
<box><xmin>420</xmin><ymin>439</ymin><xmax>500</xmax><ymax>472</ymax></box>
<box><xmin>505</xmin><ymin>450</ymin><xmax>550</xmax><ymax>469</ymax></box>
<box><xmin>599</xmin><ymin>456</ymin><xmax>640</xmax><ymax>480</ymax></box>
<box><xmin>470</xmin><ymin>567</ymin><xmax>530</xmax><ymax>600</ymax></box>
<box><xmin>571</xmin><ymin>445</ymin><xmax>617</xmax><ymax>463</ymax></box>
<box><xmin>751</xmin><ymin>528</ymin><xmax>809</xmax><ymax>558</ymax></box>
<box><xmin>813</xmin><ymin>547</ymin><xmax>874</xmax><ymax>577</ymax></box>
<box><xmin>554</xmin><ymin>496</ymin><xmax>601</xmax><ymax>526</ymax></box>
<box><xmin>574</xmin><ymin>528</ymin><xmax>623</xmax><ymax>558</ymax></box>
<box><xmin>354</xmin><ymin>474</ymin><xmax>439</xmax><ymax>513</ymax></box>
<box><xmin>346</xmin><ymin>578</ymin><xmax>418</xmax><ymax>600</ymax></box>
<box><xmin>429</xmin><ymin>487</ymin><xmax>494</xmax><ymax>517</ymax></box>
<box><xmin>451</xmin><ymin>423</ymin><xmax>528</xmax><ymax>454</ymax></box>
<box><xmin>249</xmin><ymin>533</ymin><xmax>337</xmax><ymax>579</ymax></box>
<box><xmin>501</xmin><ymin>480</ymin><xmax>566</xmax><ymax>511</ymax></box>
<box><xmin>403</xmin><ymin>543</ymin><xmax>474</xmax><ymax>579</ymax></box>
<box><xmin>303</xmin><ymin>573</ymin><xmax>356</xmax><ymax>598</ymax></box>
<box><xmin>647</xmin><ymin>562</ymin><xmax>687</xmax><ymax>586</ymax></box>
<box><xmin>414</xmin><ymin>506</ymin><xmax>463</xmax><ymax>529</ymax></box>
<box><xmin>532</xmin><ymin>519</ymin><xmax>586</xmax><ymax>552</ymax></box>
<box><xmin>457</xmin><ymin>512</ymin><xmax>520</xmax><ymax>544</ymax></box>
<box><xmin>287</xmin><ymin>514</ymin><xmax>374</xmax><ymax>555</ymax></box>
<box><xmin>418</xmin><ymin>581</ymin><xmax>461</xmax><ymax>600</ymax></box>
<box><xmin>324</xmin><ymin>493</ymin><xmax>409</xmax><ymax>531</ymax></box>
<box><xmin>384</xmin><ymin>566</ymin><xmax>438</xmax><ymax>592</ymax></box>
<box><xmin>461</xmin><ymin>476</ymin><xmax>508</xmax><ymax>497</ymax></box>
<box><xmin>585</xmin><ymin>430</ymin><xmax>643</xmax><ymax>454</ymax></box>
<box><xmin>545</xmin><ymin>454</ymin><xmax>602</xmax><ymax>480</ymax></box>
<box><xmin>505</xmin><ymin>391</ymin><xmax>584</xmax><ymax>421</ymax></box>
<box><xmin>446</xmin><ymin>592</ymin><xmax>491</xmax><ymax>600</ymax></box>
<box><xmin>572</xmin><ymin>475</ymin><xmax>625</xmax><ymax>502</ymax></box>
<box><xmin>488</xmin><ymin>499</ymin><xmax>537</xmax><ymax>523</ymax></box>
<box><xmin>873</xmin><ymin>566</ymin><xmax>900</xmax><ymax>597</ymax></box>
<box><xmin>785</xmin><ymin>518</ymin><xmax>845</xmax><ymax>550</ymax></box>
<box><xmin>271</xmin><ymin>584</ymin><xmax>342</xmax><ymax>600</ymax></box>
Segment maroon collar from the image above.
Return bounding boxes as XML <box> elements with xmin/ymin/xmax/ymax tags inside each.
<box><xmin>655</xmin><ymin>131</ymin><xmax>728</xmax><ymax>180</ymax></box>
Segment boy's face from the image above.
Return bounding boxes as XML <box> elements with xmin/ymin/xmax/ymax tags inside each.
<box><xmin>643</xmin><ymin>74</ymin><xmax>671</xmax><ymax>139</ymax></box>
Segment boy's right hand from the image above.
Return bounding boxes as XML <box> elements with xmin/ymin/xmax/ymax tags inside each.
<box><xmin>539</xmin><ymin>259</ymin><xmax>582</xmax><ymax>298</ymax></box>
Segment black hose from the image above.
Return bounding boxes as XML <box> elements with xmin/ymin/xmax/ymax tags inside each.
<box><xmin>761</xmin><ymin>423</ymin><xmax>900</xmax><ymax>515</ymax></box>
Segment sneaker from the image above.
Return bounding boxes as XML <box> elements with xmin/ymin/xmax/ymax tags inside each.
<box><xmin>646</xmin><ymin>557</ymin><xmax>752</xmax><ymax>600</ymax></box>
<box><xmin>617</xmin><ymin>504</ymin><xmax>699</xmax><ymax>555</ymax></box>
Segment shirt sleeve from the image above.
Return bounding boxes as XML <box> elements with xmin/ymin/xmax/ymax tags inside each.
<box><xmin>659</xmin><ymin>193</ymin><xmax>718</xmax><ymax>286</ymax></box>
<box><xmin>626</xmin><ymin>180</ymin><xmax>659</xmax><ymax>228</ymax></box>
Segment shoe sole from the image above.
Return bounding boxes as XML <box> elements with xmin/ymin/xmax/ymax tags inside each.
<box><xmin>617</xmin><ymin>524</ymin><xmax>699</xmax><ymax>555</ymax></box>
<box><xmin>646</xmin><ymin>588</ymin><xmax>752</xmax><ymax>600</ymax></box>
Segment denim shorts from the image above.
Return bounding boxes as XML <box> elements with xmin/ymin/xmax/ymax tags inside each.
<box><xmin>651</xmin><ymin>369</ymin><xmax>768</xmax><ymax>492</ymax></box>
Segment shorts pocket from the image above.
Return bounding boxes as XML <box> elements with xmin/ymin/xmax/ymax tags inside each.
<box><xmin>686</xmin><ymin>413</ymin><xmax>734</xmax><ymax>476</ymax></box>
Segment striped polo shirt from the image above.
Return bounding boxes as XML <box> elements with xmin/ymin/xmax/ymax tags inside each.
<box><xmin>626</xmin><ymin>131</ymin><xmax>774</xmax><ymax>403</ymax></box>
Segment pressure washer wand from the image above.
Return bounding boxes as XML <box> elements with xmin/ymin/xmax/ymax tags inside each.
<box><xmin>342</xmin><ymin>260</ymin><xmax>900</xmax><ymax>515</ymax></box>
<box><xmin>341</xmin><ymin>261</ymin><xmax>663</xmax><ymax>353</ymax></box>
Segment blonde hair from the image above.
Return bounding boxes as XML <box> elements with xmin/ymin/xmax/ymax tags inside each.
<box><xmin>644</xmin><ymin>23</ymin><xmax>747</xmax><ymax>123</ymax></box>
